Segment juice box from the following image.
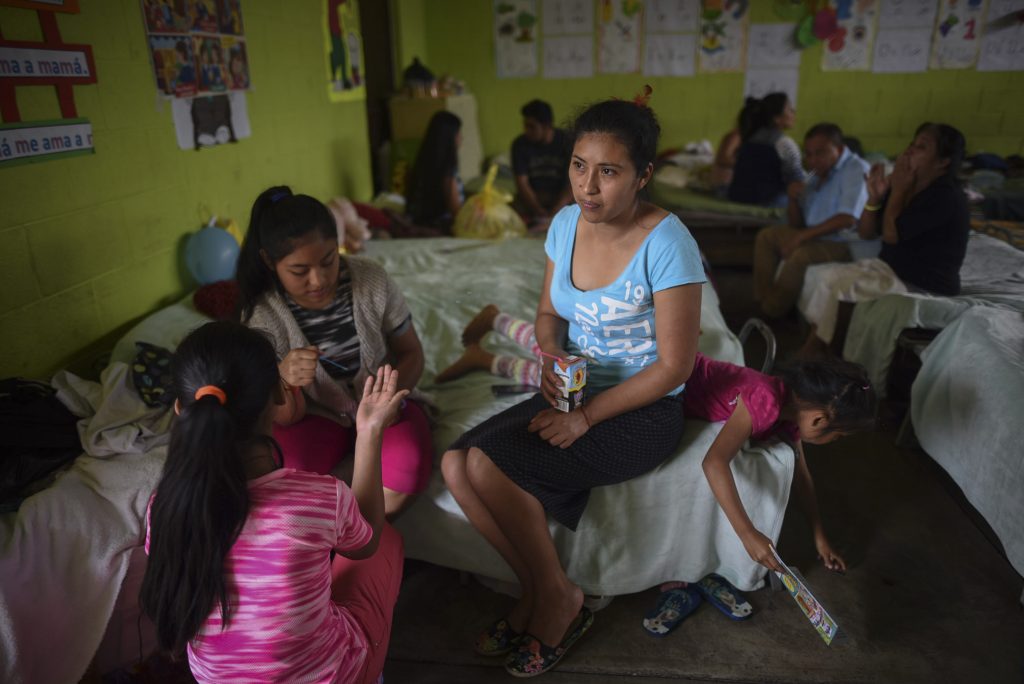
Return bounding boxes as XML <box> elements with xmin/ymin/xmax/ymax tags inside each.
<box><xmin>553</xmin><ymin>355</ymin><xmax>587</xmax><ymax>413</ymax></box>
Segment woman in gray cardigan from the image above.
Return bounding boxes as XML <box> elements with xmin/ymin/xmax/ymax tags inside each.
<box><xmin>237</xmin><ymin>186</ymin><xmax>433</xmax><ymax>518</ymax></box>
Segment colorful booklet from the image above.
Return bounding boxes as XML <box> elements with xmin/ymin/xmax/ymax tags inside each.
<box><xmin>770</xmin><ymin>546</ymin><xmax>840</xmax><ymax>645</ymax></box>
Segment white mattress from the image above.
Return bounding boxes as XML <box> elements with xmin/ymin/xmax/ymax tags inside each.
<box><xmin>911</xmin><ymin>306</ymin><xmax>1024</xmax><ymax>578</ymax></box>
<box><xmin>844</xmin><ymin>233</ymin><xmax>1024</xmax><ymax>395</ymax></box>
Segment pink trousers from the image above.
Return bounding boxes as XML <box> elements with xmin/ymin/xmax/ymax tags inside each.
<box><xmin>273</xmin><ymin>400</ymin><xmax>434</xmax><ymax>494</ymax></box>
<box><xmin>332</xmin><ymin>523</ymin><xmax>404</xmax><ymax>684</ymax></box>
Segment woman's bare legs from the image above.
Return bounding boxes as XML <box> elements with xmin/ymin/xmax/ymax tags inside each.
<box><xmin>465</xmin><ymin>447</ymin><xmax>583</xmax><ymax>647</ymax></box>
<box><xmin>441</xmin><ymin>449</ymin><xmax>535</xmax><ymax>631</ymax></box>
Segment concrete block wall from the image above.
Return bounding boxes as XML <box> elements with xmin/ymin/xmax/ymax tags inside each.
<box><xmin>0</xmin><ymin>1</ymin><xmax>373</xmax><ymax>379</ymax></box>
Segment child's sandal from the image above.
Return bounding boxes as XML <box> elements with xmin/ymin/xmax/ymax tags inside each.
<box><xmin>642</xmin><ymin>585</ymin><xmax>703</xmax><ymax>637</ymax></box>
<box><xmin>694</xmin><ymin>573</ymin><xmax>753</xmax><ymax>620</ymax></box>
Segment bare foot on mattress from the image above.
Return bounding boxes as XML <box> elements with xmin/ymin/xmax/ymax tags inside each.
<box><xmin>435</xmin><ymin>344</ymin><xmax>494</xmax><ymax>383</ymax></box>
<box><xmin>461</xmin><ymin>304</ymin><xmax>500</xmax><ymax>347</ymax></box>
<box><xmin>528</xmin><ymin>582</ymin><xmax>584</xmax><ymax>648</ymax></box>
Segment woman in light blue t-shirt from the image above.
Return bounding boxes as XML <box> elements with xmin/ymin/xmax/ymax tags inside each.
<box><xmin>442</xmin><ymin>93</ymin><xmax>706</xmax><ymax>677</ymax></box>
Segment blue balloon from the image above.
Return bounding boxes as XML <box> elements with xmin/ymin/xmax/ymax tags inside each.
<box><xmin>185</xmin><ymin>227</ymin><xmax>240</xmax><ymax>285</ymax></box>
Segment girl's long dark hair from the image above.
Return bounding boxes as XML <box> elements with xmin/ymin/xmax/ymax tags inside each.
<box><xmin>235</xmin><ymin>185</ymin><xmax>337</xmax><ymax>321</ymax></box>
<box><xmin>777</xmin><ymin>358</ymin><xmax>877</xmax><ymax>434</ymax></box>
<box><xmin>139</xmin><ymin>321</ymin><xmax>280</xmax><ymax>655</ymax></box>
<box><xmin>405</xmin><ymin>110</ymin><xmax>461</xmax><ymax>224</ymax></box>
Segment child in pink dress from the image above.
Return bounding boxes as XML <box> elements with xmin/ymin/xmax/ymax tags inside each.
<box><xmin>644</xmin><ymin>352</ymin><xmax>876</xmax><ymax>635</ymax></box>
<box><xmin>141</xmin><ymin>321</ymin><xmax>407</xmax><ymax>684</ymax></box>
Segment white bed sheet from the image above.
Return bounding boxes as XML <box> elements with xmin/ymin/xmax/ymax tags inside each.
<box><xmin>844</xmin><ymin>233</ymin><xmax>1024</xmax><ymax>395</ymax></box>
<box><xmin>910</xmin><ymin>306</ymin><xmax>1024</xmax><ymax>578</ymax></box>
<box><xmin>1</xmin><ymin>364</ymin><xmax>169</xmax><ymax>684</ymax></box>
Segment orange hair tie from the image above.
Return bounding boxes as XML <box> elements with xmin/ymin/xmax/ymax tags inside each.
<box><xmin>194</xmin><ymin>385</ymin><xmax>227</xmax><ymax>405</ymax></box>
<box><xmin>633</xmin><ymin>84</ymin><xmax>653</xmax><ymax>108</ymax></box>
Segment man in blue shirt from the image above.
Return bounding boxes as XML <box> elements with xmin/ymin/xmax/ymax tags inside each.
<box><xmin>753</xmin><ymin>123</ymin><xmax>871</xmax><ymax>318</ymax></box>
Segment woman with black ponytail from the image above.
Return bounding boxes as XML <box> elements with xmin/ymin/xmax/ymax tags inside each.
<box><xmin>236</xmin><ymin>186</ymin><xmax>433</xmax><ymax>519</ymax></box>
<box><xmin>141</xmin><ymin>321</ymin><xmax>408</xmax><ymax>683</ymax></box>
<box><xmin>728</xmin><ymin>92</ymin><xmax>808</xmax><ymax>206</ymax></box>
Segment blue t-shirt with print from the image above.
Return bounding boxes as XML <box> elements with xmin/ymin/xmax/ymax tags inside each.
<box><xmin>544</xmin><ymin>204</ymin><xmax>706</xmax><ymax>395</ymax></box>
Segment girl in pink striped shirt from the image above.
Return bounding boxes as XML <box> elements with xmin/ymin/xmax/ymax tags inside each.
<box><xmin>141</xmin><ymin>321</ymin><xmax>407</xmax><ymax>684</ymax></box>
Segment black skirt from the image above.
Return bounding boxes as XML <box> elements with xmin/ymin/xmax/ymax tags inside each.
<box><xmin>449</xmin><ymin>393</ymin><xmax>684</xmax><ymax>530</ymax></box>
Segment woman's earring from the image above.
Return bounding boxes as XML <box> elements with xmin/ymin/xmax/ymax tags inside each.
<box><xmin>174</xmin><ymin>399</ymin><xmax>182</xmax><ymax>416</ymax></box>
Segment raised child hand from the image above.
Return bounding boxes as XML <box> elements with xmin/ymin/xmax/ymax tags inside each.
<box><xmin>356</xmin><ymin>365</ymin><xmax>409</xmax><ymax>435</ymax></box>
<box><xmin>814</xmin><ymin>533</ymin><xmax>847</xmax><ymax>572</ymax></box>
<box><xmin>741</xmin><ymin>529</ymin><xmax>785</xmax><ymax>574</ymax></box>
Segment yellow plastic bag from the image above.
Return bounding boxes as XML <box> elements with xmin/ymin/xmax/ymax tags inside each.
<box><xmin>453</xmin><ymin>164</ymin><xmax>526</xmax><ymax>240</ymax></box>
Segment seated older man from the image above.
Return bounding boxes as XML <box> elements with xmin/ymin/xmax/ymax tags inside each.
<box><xmin>753</xmin><ymin>123</ymin><xmax>873</xmax><ymax>318</ymax></box>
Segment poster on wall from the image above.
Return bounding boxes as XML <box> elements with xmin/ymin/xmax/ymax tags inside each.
<box><xmin>977</xmin><ymin>0</ymin><xmax>1024</xmax><ymax>71</ymax></box>
<box><xmin>645</xmin><ymin>0</ymin><xmax>701</xmax><ymax>33</ymax></box>
<box><xmin>820</xmin><ymin>0</ymin><xmax>879</xmax><ymax>71</ymax></box>
<box><xmin>325</xmin><ymin>0</ymin><xmax>365</xmax><ymax>102</ymax></box>
<box><xmin>542</xmin><ymin>0</ymin><xmax>594</xmax><ymax>78</ymax></box>
<box><xmin>544</xmin><ymin>35</ymin><xmax>594</xmax><ymax>77</ymax></box>
<box><xmin>873</xmin><ymin>27</ymin><xmax>932</xmax><ymax>71</ymax></box>
<box><xmin>141</xmin><ymin>0</ymin><xmax>249</xmax><ymax>99</ymax></box>
<box><xmin>930</xmin><ymin>0</ymin><xmax>989</xmax><ymax>69</ymax></box>
<box><xmin>744</xmin><ymin>24</ymin><xmax>799</xmax><ymax>106</ymax></box>
<box><xmin>644</xmin><ymin>33</ymin><xmax>697</xmax><ymax>75</ymax></box>
<box><xmin>598</xmin><ymin>0</ymin><xmax>644</xmax><ymax>73</ymax></box>
<box><xmin>698</xmin><ymin>0</ymin><xmax>749</xmax><ymax>73</ymax></box>
<box><xmin>542</xmin><ymin>0</ymin><xmax>594</xmax><ymax>35</ymax></box>
<box><xmin>877</xmin><ymin>0</ymin><xmax>938</xmax><ymax>29</ymax></box>
<box><xmin>744</xmin><ymin>68</ymin><xmax>799</xmax><ymax>105</ymax></box>
<box><xmin>494</xmin><ymin>0</ymin><xmax>539</xmax><ymax>78</ymax></box>
<box><xmin>171</xmin><ymin>91</ymin><xmax>250</xmax><ymax>150</ymax></box>
<box><xmin>873</xmin><ymin>0</ymin><xmax>935</xmax><ymax>73</ymax></box>
<box><xmin>642</xmin><ymin>0</ymin><xmax>699</xmax><ymax>76</ymax></box>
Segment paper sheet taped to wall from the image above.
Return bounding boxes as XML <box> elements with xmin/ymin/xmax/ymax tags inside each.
<box><xmin>977</xmin><ymin>0</ymin><xmax>1024</xmax><ymax>71</ymax></box>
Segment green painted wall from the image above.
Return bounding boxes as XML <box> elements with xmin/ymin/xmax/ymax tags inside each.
<box><xmin>416</xmin><ymin>1</ymin><xmax>1024</xmax><ymax>159</ymax></box>
<box><xmin>391</xmin><ymin>0</ymin><xmax>430</xmax><ymax>85</ymax></box>
<box><xmin>0</xmin><ymin>1</ymin><xmax>373</xmax><ymax>379</ymax></box>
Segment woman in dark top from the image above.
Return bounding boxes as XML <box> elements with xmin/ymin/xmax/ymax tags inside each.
<box><xmin>859</xmin><ymin>122</ymin><xmax>969</xmax><ymax>295</ymax></box>
<box><xmin>727</xmin><ymin>92</ymin><xmax>808</xmax><ymax>206</ymax></box>
<box><xmin>795</xmin><ymin>123</ymin><xmax>969</xmax><ymax>355</ymax></box>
